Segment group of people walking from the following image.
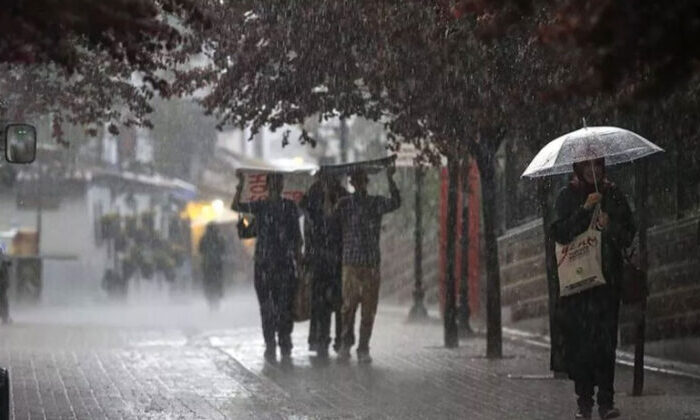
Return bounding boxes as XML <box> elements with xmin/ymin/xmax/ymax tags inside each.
<box><xmin>231</xmin><ymin>165</ymin><xmax>400</xmax><ymax>364</ymax></box>
<box><xmin>218</xmin><ymin>154</ymin><xmax>631</xmax><ymax>417</ymax></box>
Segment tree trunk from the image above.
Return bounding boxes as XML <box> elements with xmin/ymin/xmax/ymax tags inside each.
<box><xmin>476</xmin><ymin>147</ymin><xmax>503</xmax><ymax>358</ymax></box>
<box><xmin>444</xmin><ymin>158</ymin><xmax>459</xmax><ymax>348</ymax></box>
<box><xmin>409</xmin><ymin>167</ymin><xmax>428</xmax><ymax>321</ymax></box>
<box><xmin>459</xmin><ymin>161</ymin><xmax>472</xmax><ymax>335</ymax></box>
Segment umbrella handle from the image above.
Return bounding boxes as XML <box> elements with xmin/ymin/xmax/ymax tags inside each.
<box><xmin>583</xmin><ymin>118</ymin><xmax>599</xmax><ymax>192</ymax></box>
<box><xmin>591</xmin><ymin>159</ymin><xmax>599</xmax><ymax>193</ymax></box>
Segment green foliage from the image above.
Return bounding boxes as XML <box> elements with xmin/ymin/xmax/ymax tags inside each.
<box><xmin>141</xmin><ymin>211</ymin><xmax>155</xmax><ymax>233</ymax></box>
<box><xmin>0</xmin><ymin>1</ymin><xmax>209</xmax><ymax>137</ymax></box>
<box><xmin>121</xmin><ymin>256</ymin><xmax>137</xmax><ymax>280</ymax></box>
<box><xmin>124</xmin><ymin>216</ymin><xmax>139</xmax><ymax>239</ymax></box>
<box><xmin>100</xmin><ymin>214</ymin><xmax>121</xmax><ymax>239</ymax></box>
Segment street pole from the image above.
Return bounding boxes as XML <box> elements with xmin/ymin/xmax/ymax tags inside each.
<box><xmin>444</xmin><ymin>158</ymin><xmax>459</xmax><ymax>348</ymax></box>
<box><xmin>409</xmin><ymin>166</ymin><xmax>428</xmax><ymax>321</ymax></box>
<box><xmin>35</xmin><ymin>165</ymin><xmax>42</xmax><ymax>254</ymax></box>
<box><xmin>633</xmin><ymin>159</ymin><xmax>649</xmax><ymax>396</ymax></box>
<box><xmin>458</xmin><ymin>162</ymin><xmax>472</xmax><ymax>335</ymax></box>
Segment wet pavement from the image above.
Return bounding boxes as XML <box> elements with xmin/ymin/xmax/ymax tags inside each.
<box><xmin>1</xmin><ymin>292</ymin><xmax>699</xmax><ymax>419</ymax></box>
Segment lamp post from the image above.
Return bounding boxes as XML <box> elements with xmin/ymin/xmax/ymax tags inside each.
<box><xmin>408</xmin><ymin>166</ymin><xmax>428</xmax><ymax>321</ymax></box>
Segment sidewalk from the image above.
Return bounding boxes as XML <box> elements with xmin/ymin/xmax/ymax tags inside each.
<box><xmin>0</xmin><ymin>298</ymin><xmax>698</xmax><ymax>419</ymax></box>
<box><xmin>207</xmin><ymin>307</ymin><xmax>700</xmax><ymax>419</ymax></box>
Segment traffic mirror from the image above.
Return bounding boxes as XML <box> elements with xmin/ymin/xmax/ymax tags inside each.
<box><xmin>4</xmin><ymin>124</ymin><xmax>37</xmax><ymax>164</ymax></box>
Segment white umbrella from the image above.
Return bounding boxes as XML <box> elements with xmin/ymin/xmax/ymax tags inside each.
<box><xmin>521</xmin><ymin>126</ymin><xmax>664</xmax><ymax>179</ymax></box>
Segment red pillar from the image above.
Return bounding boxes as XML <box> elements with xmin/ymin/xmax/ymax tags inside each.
<box><xmin>439</xmin><ymin>161</ymin><xmax>480</xmax><ymax>316</ymax></box>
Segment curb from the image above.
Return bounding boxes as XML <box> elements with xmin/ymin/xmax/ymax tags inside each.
<box><xmin>502</xmin><ymin>326</ymin><xmax>700</xmax><ymax>382</ymax></box>
<box><xmin>377</xmin><ymin>304</ymin><xmax>700</xmax><ymax>382</ymax></box>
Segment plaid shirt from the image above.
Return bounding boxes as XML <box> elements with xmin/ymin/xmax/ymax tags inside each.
<box><xmin>336</xmin><ymin>188</ymin><xmax>401</xmax><ymax>267</ymax></box>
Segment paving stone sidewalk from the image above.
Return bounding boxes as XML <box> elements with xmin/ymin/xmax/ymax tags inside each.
<box><xmin>208</xmin><ymin>309</ymin><xmax>700</xmax><ymax>420</ymax></box>
<box><xmin>0</xmin><ymin>298</ymin><xmax>699</xmax><ymax>419</ymax></box>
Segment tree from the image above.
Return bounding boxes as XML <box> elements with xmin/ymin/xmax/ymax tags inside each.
<box><xmin>179</xmin><ymin>0</ymin><xmax>579</xmax><ymax>356</ymax></box>
<box><xmin>0</xmin><ymin>0</ymin><xmax>208</xmax><ymax>137</ymax></box>
<box><xmin>173</xmin><ymin>0</ymin><xmax>700</xmax><ymax>358</ymax></box>
<box><xmin>148</xmin><ymin>98</ymin><xmax>218</xmax><ymax>182</ymax></box>
<box><xmin>450</xmin><ymin>0</ymin><xmax>700</xmax><ymax>99</ymax></box>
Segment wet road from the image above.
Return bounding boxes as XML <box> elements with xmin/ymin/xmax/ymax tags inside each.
<box><xmin>1</xmin><ymin>291</ymin><xmax>699</xmax><ymax>419</ymax></box>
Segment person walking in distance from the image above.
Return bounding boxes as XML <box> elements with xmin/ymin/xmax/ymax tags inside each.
<box><xmin>232</xmin><ymin>172</ymin><xmax>302</xmax><ymax>363</ymax></box>
<box><xmin>198</xmin><ymin>223</ymin><xmax>226</xmax><ymax>311</ymax></box>
<box><xmin>330</xmin><ymin>165</ymin><xmax>400</xmax><ymax>364</ymax></box>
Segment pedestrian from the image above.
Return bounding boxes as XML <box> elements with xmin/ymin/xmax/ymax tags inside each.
<box><xmin>331</xmin><ymin>165</ymin><xmax>400</xmax><ymax>364</ymax></box>
<box><xmin>550</xmin><ymin>157</ymin><xmax>636</xmax><ymax>419</ymax></box>
<box><xmin>231</xmin><ymin>172</ymin><xmax>302</xmax><ymax>363</ymax></box>
<box><xmin>300</xmin><ymin>172</ymin><xmax>349</xmax><ymax>359</ymax></box>
<box><xmin>198</xmin><ymin>223</ymin><xmax>226</xmax><ymax>311</ymax></box>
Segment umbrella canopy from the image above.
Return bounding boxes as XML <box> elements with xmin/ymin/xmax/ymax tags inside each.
<box><xmin>319</xmin><ymin>155</ymin><xmax>397</xmax><ymax>176</ymax></box>
<box><xmin>521</xmin><ymin>126</ymin><xmax>664</xmax><ymax>178</ymax></box>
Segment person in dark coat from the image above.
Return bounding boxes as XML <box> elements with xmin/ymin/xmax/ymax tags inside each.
<box><xmin>300</xmin><ymin>172</ymin><xmax>350</xmax><ymax>358</ymax></box>
<box><xmin>550</xmin><ymin>158</ymin><xmax>636</xmax><ymax>420</ymax></box>
<box><xmin>199</xmin><ymin>223</ymin><xmax>226</xmax><ymax>311</ymax></box>
<box><xmin>232</xmin><ymin>172</ymin><xmax>302</xmax><ymax>363</ymax></box>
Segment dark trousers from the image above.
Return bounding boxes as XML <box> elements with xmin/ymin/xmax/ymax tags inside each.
<box><xmin>254</xmin><ymin>261</ymin><xmax>296</xmax><ymax>351</ymax></box>
<box><xmin>202</xmin><ymin>265</ymin><xmax>223</xmax><ymax>307</ymax></box>
<box><xmin>308</xmin><ymin>258</ymin><xmax>349</xmax><ymax>351</ymax></box>
<box><xmin>573</xmin><ymin>351</ymin><xmax>616</xmax><ymax>411</ymax></box>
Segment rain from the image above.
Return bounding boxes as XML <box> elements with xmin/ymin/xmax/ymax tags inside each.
<box><xmin>0</xmin><ymin>1</ymin><xmax>700</xmax><ymax>419</ymax></box>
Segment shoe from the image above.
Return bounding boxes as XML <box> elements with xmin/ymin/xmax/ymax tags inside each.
<box><xmin>337</xmin><ymin>347</ymin><xmax>351</xmax><ymax>363</ymax></box>
<box><xmin>280</xmin><ymin>346</ymin><xmax>292</xmax><ymax>358</ymax></box>
<box><xmin>316</xmin><ymin>346</ymin><xmax>329</xmax><ymax>359</ymax></box>
<box><xmin>264</xmin><ymin>347</ymin><xmax>276</xmax><ymax>364</ymax></box>
<box><xmin>599</xmin><ymin>407</ymin><xmax>620</xmax><ymax>419</ymax></box>
<box><xmin>575</xmin><ymin>409</ymin><xmax>592</xmax><ymax>419</ymax></box>
<box><xmin>357</xmin><ymin>351</ymin><xmax>372</xmax><ymax>364</ymax></box>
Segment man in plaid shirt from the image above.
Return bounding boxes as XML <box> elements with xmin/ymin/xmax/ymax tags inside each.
<box><xmin>329</xmin><ymin>164</ymin><xmax>400</xmax><ymax>364</ymax></box>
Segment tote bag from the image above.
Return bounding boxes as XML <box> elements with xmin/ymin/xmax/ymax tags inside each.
<box><xmin>556</xmin><ymin>205</ymin><xmax>606</xmax><ymax>297</ymax></box>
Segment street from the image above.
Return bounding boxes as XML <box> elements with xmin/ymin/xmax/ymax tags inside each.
<box><xmin>1</xmin><ymin>291</ymin><xmax>698</xmax><ymax>419</ymax></box>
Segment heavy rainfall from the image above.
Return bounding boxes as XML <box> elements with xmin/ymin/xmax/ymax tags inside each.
<box><xmin>0</xmin><ymin>1</ymin><xmax>699</xmax><ymax>419</ymax></box>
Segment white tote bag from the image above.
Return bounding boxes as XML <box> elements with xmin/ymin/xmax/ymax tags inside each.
<box><xmin>556</xmin><ymin>205</ymin><xmax>606</xmax><ymax>297</ymax></box>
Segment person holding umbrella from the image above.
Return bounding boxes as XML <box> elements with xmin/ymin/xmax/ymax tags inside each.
<box><xmin>522</xmin><ymin>126</ymin><xmax>663</xmax><ymax>419</ymax></box>
<box><xmin>550</xmin><ymin>158</ymin><xmax>635</xmax><ymax>419</ymax></box>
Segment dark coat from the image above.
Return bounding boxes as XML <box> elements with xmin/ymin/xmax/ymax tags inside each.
<box><xmin>300</xmin><ymin>181</ymin><xmax>348</xmax><ymax>310</ymax></box>
<box><xmin>550</xmin><ymin>183</ymin><xmax>636</xmax><ymax>380</ymax></box>
<box><xmin>300</xmin><ymin>180</ymin><xmax>348</xmax><ymax>263</ymax></box>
